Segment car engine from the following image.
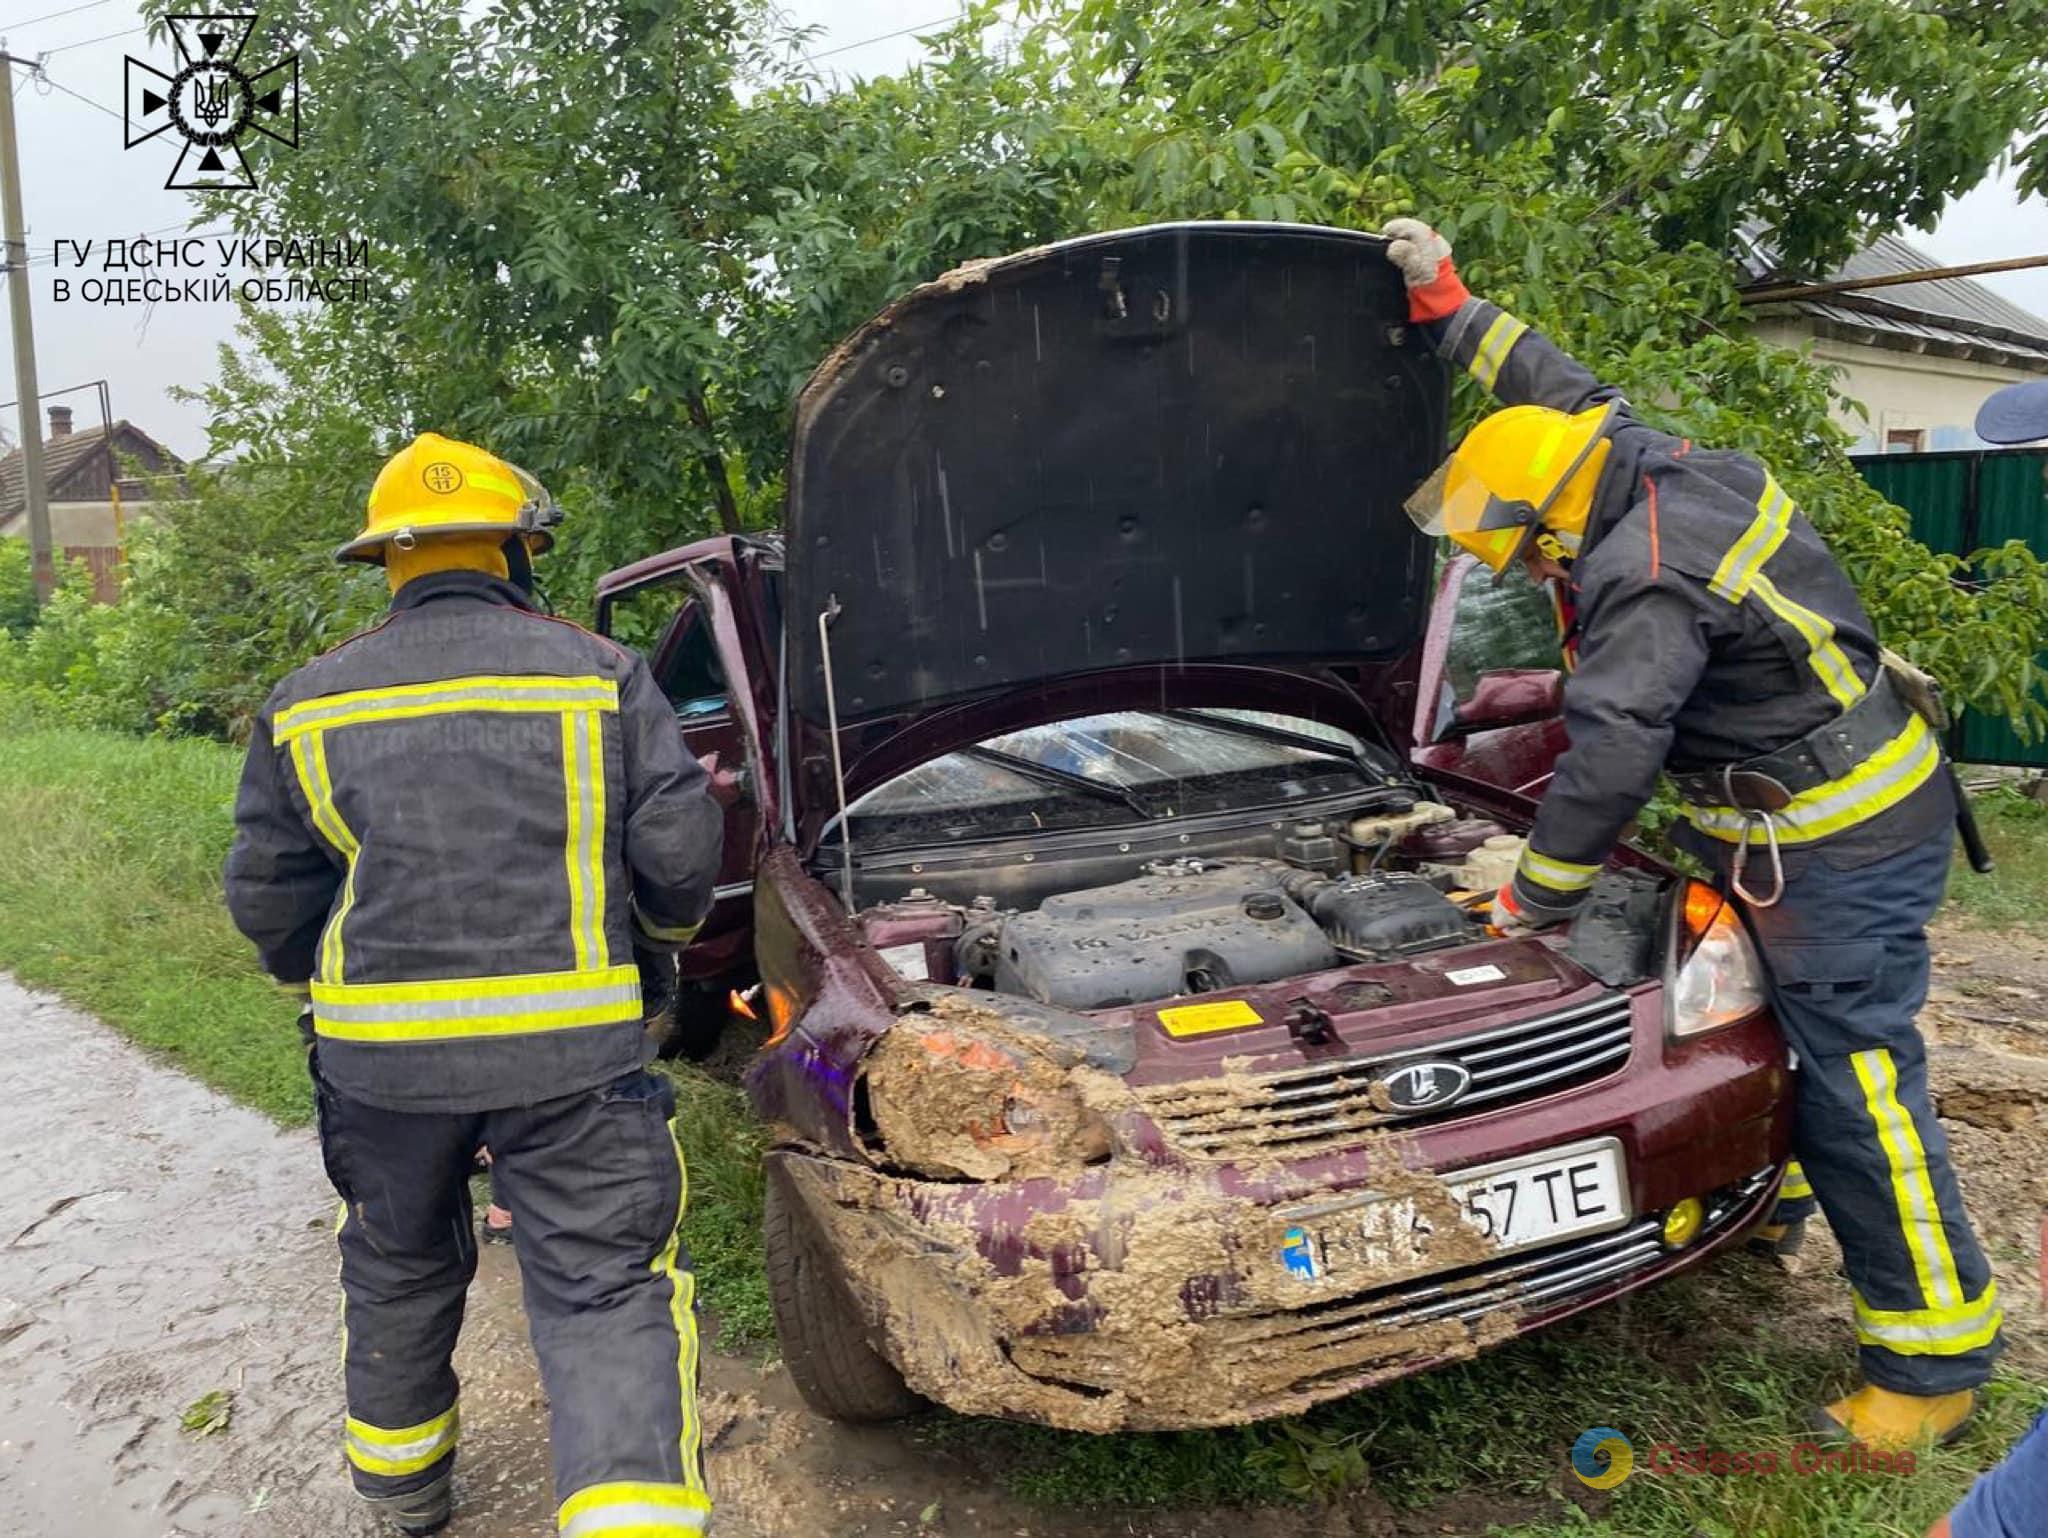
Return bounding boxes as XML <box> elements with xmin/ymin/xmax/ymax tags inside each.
<box><xmin>953</xmin><ymin>859</ymin><xmax>1479</xmax><ymax>1011</ymax></box>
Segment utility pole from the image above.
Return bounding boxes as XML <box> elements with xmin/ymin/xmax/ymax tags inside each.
<box><xmin>0</xmin><ymin>51</ymin><xmax>56</xmax><ymax>607</ymax></box>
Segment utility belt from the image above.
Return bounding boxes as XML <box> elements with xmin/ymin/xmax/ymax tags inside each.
<box><xmin>1668</xmin><ymin>672</ymin><xmax>1915</xmax><ymax>811</ymax></box>
<box><xmin>1672</xmin><ymin>671</ymin><xmax>1934</xmax><ymax>909</ymax></box>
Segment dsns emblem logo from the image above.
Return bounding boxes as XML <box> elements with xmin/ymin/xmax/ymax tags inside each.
<box><xmin>1368</xmin><ymin>1058</ymin><xmax>1472</xmax><ymax>1115</ymax></box>
<box><xmin>124</xmin><ymin>14</ymin><xmax>300</xmax><ymax>191</ymax></box>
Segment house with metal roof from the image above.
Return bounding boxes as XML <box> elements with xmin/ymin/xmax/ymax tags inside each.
<box><xmin>0</xmin><ymin>407</ymin><xmax>187</xmax><ymax>599</ymax></box>
<box><xmin>1739</xmin><ymin>230</ymin><xmax>2048</xmax><ymax>452</ymax></box>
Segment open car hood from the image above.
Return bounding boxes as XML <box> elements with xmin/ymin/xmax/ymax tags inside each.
<box><xmin>784</xmin><ymin>223</ymin><xmax>1450</xmax><ymax>735</ymax></box>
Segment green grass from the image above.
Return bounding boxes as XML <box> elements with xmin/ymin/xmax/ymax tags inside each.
<box><xmin>0</xmin><ymin>716</ymin><xmax>774</xmax><ymax>1349</ymax></box>
<box><xmin>1946</xmin><ymin>784</ymin><xmax>2048</xmax><ymax>930</ymax></box>
<box><xmin>0</xmin><ymin>721</ymin><xmax>313</xmax><ymax>1120</ymax></box>
<box><xmin>2</xmin><ymin>714</ymin><xmax>2042</xmax><ymax>1524</ymax></box>
<box><xmin>928</xmin><ymin>1263</ymin><xmax>2046</xmax><ymax>1531</ymax></box>
<box><xmin>663</xmin><ymin>1063</ymin><xmax>775</xmax><ymax>1351</ymax></box>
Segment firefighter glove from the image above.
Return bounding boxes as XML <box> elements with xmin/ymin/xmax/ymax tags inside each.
<box><xmin>1382</xmin><ymin>218</ymin><xmax>1472</xmax><ymax>322</ymax></box>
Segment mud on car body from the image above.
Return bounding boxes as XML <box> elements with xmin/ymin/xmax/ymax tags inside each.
<box><xmin>598</xmin><ymin>223</ymin><xmax>1794</xmax><ymax>1433</ymax></box>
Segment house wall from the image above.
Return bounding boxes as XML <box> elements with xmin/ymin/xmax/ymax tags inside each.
<box><xmin>46</xmin><ymin>430</ymin><xmax>182</xmax><ymax>503</ymax></box>
<box><xmin>0</xmin><ymin>500</ymin><xmax>164</xmax><ymax>546</ymax></box>
<box><xmin>1752</xmin><ymin>317</ymin><xmax>2048</xmax><ymax>452</ymax></box>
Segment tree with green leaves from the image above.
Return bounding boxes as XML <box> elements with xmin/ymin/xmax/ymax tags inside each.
<box><xmin>997</xmin><ymin>0</ymin><xmax>2048</xmax><ymax>727</ymax></box>
<box><xmin>56</xmin><ymin>0</ymin><xmax>2048</xmax><ymax>739</ymax></box>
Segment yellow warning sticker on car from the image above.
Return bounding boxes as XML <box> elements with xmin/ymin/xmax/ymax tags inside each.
<box><xmin>1158</xmin><ymin>1000</ymin><xmax>1264</xmax><ymax>1037</ymax></box>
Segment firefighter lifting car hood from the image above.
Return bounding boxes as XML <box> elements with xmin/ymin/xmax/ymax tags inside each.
<box><xmin>780</xmin><ymin>223</ymin><xmax>1451</xmax><ymax>734</ymax></box>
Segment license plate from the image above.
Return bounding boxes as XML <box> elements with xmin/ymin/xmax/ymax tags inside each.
<box><xmin>1277</xmin><ymin>1137</ymin><xmax>1630</xmax><ymax>1283</ymax></box>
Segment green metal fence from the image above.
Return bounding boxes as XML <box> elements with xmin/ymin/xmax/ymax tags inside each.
<box><xmin>1851</xmin><ymin>448</ymin><xmax>2048</xmax><ymax>768</ymax></box>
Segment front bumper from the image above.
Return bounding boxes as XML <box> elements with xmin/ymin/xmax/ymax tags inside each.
<box><xmin>773</xmin><ymin>1005</ymin><xmax>1790</xmax><ymax>1432</ymax></box>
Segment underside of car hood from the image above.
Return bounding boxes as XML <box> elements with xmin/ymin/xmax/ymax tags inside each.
<box><xmin>783</xmin><ymin>222</ymin><xmax>1450</xmax><ymax>732</ymax></box>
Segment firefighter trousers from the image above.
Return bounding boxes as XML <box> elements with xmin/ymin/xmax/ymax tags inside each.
<box><xmin>1738</xmin><ymin>825</ymin><xmax>2003</xmax><ymax>1395</ymax></box>
<box><xmin>313</xmin><ymin>1056</ymin><xmax>711</xmax><ymax>1535</ymax></box>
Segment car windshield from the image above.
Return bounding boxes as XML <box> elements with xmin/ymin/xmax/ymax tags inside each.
<box><xmin>844</xmin><ymin>710</ymin><xmax>1383</xmax><ymax>848</ymax></box>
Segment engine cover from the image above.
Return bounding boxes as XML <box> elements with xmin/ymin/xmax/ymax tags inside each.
<box><xmin>983</xmin><ymin>865</ymin><xmax>1337</xmax><ymax>1011</ymax></box>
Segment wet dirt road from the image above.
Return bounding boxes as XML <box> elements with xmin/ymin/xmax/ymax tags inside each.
<box><xmin>0</xmin><ymin>977</ymin><xmax>1138</xmax><ymax>1538</ymax></box>
<box><xmin>3</xmin><ymin>926</ymin><xmax>2043</xmax><ymax>1538</ymax></box>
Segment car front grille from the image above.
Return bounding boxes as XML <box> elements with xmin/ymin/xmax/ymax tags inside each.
<box><xmin>1138</xmin><ymin>990</ymin><xmax>1637</xmax><ymax>1159</ymax></box>
<box><xmin>1207</xmin><ymin>1167</ymin><xmax>1775</xmax><ymax>1385</ymax></box>
<box><xmin>1010</xmin><ymin>1168</ymin><xmax>1776</xmax><ymax>1415</ymax></box>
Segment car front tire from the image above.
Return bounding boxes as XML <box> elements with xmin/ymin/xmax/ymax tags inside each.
<box><xmin>763</xmin><ymin>1166</ymin><xmax>924</xmax><ymax>1423</ymax></box>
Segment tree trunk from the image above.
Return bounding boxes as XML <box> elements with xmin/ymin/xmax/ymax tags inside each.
<box><xmin>685</xmin><ymin>389</ymin><xmax>743</xmax><ymax>535</ymax></box>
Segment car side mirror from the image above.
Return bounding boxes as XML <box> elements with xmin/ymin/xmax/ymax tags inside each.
<box><xmin>1433</xmin><ymin>668</ymin><xmax>1565</xmax><ymax>742</ymax></box>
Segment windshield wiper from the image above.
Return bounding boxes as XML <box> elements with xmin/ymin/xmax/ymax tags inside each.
<box><xmin>1163</xmin><ymin>709</ymin><xmax>1377</xmax><ymax>772</ymax></box>
<box><xmin>960</xmin><ymin>745</ymin><xmax>1159</xmax><ymax>820</ymax></box>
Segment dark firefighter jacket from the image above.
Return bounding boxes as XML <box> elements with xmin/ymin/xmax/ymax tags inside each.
<box><xmin>224</xmin><ymin>570</ymin><xmax>723</xmax><ymax>1113</ymax></box>
<box><xmin>1427</xmin><ymin>300</ymin><xmax>1951</xmax><ymax>923</ymax></box>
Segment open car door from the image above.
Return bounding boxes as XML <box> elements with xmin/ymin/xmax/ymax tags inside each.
<box><xmin>594</xmin><ymin>546</ymin><xmax>766</xmax><ymax>992</ymax></box>
<box><xmin>1410</xmin><ymin>554</ymin><xmax>1572</xmax><ymax>801</ymax></box>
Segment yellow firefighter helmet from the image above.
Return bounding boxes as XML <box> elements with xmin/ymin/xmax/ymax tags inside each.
<box><xmin>1406</xmin><ymin>401</ymin><xmax>1620</xmax><ymax>572</ymax></box>
<box><xmin>337</xmin><ymin>432</ymin><xmax>562</xmax><ymax>565</ymax></box>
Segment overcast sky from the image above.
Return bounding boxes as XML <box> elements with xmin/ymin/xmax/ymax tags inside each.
<box><xmin>3</xmin><ymin>0</ymin><xmax>2045</xmax><ymax>459</ymax></box>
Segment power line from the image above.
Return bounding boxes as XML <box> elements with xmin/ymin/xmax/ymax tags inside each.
<box><xmin>14</xmin><ymin>59</ymin><xmax>116</xmax><ymax>122</ymax></box>
<box><xmin>801</xmin><ymin>7</ymin><xmax>1007</xmax><ymax>64</ymax></box>
<box><xmin>0</xmin><ymin>0</ymin><xmax>112</xmax><ymax>33</ymax></box>
<box><xmin>20</xmin><ymin>217</ymin><xmax>228</xmax><ymax>266</ymax></box>
<box><xmin>39</xmin><ymin>21</ymin><xmax>141</xmax><ymax>54</ymax></box>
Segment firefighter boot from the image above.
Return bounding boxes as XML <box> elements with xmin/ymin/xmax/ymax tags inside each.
<box><xmin>1811</xmin><ymin>1386</ymin><xmax>1976</xmax><ymax>1450</ymax></box>
<box><xmin>363</xmin><ymin>1472</ymin><xmax>453</xmax><ymax>1535</ymax></box>
<box><xmin>1746</xmin><ymin>1217</ymin><xmax>1807</xmax><ymax>1271</ymax></box>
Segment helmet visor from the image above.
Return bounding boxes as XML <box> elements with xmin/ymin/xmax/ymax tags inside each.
<box><xmin>1403</xmin><ymin>454</ymin><xmax>1533</xmax><ymax>540</ymax></box>
<box><xmin>506</xmin><ymin>462</ymin><xmax>562</xmax><ymax>548</ymax></box>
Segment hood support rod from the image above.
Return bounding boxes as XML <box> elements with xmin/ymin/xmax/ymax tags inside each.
<box><xmin>818</xmin><ymin>597</ymin><xmax>856</xmax><ymax>912</ymax></box>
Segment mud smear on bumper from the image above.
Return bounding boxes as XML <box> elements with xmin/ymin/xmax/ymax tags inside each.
<box><xmin>814</xmin><ymin>998</ymin><xmax>1510</xmax><ymax>1432</ymax></box>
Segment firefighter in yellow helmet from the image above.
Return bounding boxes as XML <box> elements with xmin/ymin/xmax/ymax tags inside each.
<box><xmin>1386</xmin><ymin>220</ymin><xmax>1998</xmax><ymax>1452</ymax></box>
<box><xmin>1403</xmin><ymin>400</ymin><xmax>1619</xmax><ymax>578</ymax></box>
<box><xmin>226</xmin><ymin>433</ymin><xmax>721</xmax><ymax>1536</ymax></box>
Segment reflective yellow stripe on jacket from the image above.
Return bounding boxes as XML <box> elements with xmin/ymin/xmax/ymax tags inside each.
<box><xmin>289</xmin><ymin>729</ymin><xmax>360</xmax><ymax>983</ymax></box>
<box><xmin>1705</xmin><ymin>478</ymin><xmax>1869</xmax><ymax>710</ymax></box>
<box><xmin>1516</xmin><ymin>847</ymin><xmax>1601</xmax><ymax>897</ymax></box>
<box><xmin>281</xmin><ymin>673</ymin><xmax>628</xmax><ymax>1031</ymax></box>
<box><xmin>274</xmin><ymin>673</ymin><xmax>618</xmax><ymax>740</ymax></box>
<box><xmin>1681</xmin><ymin>713</ymin><xmax>1939</xmax><ymax>846</ymax></box>
<box><xmin>1467</xmin><ymin>313</ymin><xmax>1529</xmax><ymax>393</ymax></box>
<box><xmin>311</xmin><ymin>964</ymin><xmax>641</xmax><ymax>1043</ymax></box>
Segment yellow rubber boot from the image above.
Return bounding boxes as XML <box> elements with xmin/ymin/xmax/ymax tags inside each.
<box><xmin>1812</xmin><ymin>1386</ymin><xmax>1977</xmax><ymax>1450</ymax></box>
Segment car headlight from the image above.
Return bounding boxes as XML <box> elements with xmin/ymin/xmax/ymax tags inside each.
<box><xmin>860</xmin><ymin>1016</ymin><xmax>1114</xmax><ymax>1181</ymax></box>
<box><xmin>1667</xmin><ymin>881</ymin><xmax>1766</xmax><ymax>1039</ymax></box>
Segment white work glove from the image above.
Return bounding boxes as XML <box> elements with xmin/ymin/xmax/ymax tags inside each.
<box><xmin>1381</xmin><ymin>218</ymin><xmax>1470</xmax><ymax>322</ymax></box>
<box><xmin>1490</xmin><ymin>881</ymin><xmax>1568</xmax><ymax>936</ymax></box>
<box><xmin>1382</xmin><ymin>218</ymin><xmax>1453</xmax><ymax>286</ymax></box>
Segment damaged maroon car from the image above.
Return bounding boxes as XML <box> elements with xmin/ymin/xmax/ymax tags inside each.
<box><xmin>596</xmin><ymin>223</ymin><xmax>1793</xmax><ymax>1433</ymax></box>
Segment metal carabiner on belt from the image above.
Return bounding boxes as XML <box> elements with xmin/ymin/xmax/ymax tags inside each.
<box><xmin>1719</xmin><ymin>764</ymin><xmax>1788</xmax><ymax>908</ymax></box>
<box><xmin>1730</xmin><ymin>809</ymin><xmax>1785</xmax><ymax>908</ymax></box>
